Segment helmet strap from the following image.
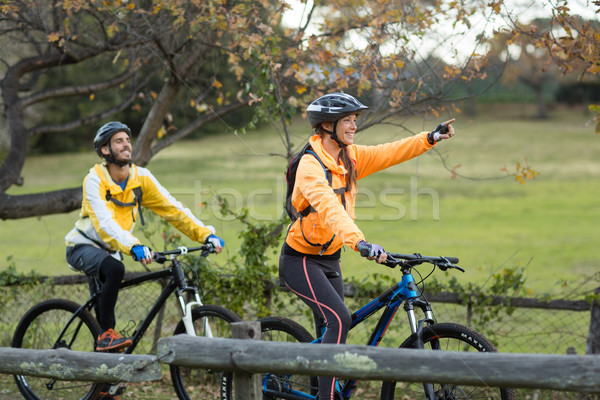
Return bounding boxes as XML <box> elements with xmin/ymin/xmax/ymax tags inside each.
<box><xmin>320</xmin><ymin>121</ymin><xmax>347</xmax><ymax>148</ymax></box>
<box><xmin>103</xmin><ymin>143</ymin><xmax>132</xmax><ymax>167</ymax></box>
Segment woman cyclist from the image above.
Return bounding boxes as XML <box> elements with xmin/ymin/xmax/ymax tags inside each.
<box><xmin>279</xmin><ymin>92</ymin><xmax>455</xmax><ymax>400</ymax></box>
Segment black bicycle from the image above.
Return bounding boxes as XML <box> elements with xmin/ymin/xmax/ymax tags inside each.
<box><xmin>222</xmin><ymin>246</ymin><xmax>516</xmax><ymax>400</ymax></box>
<box><xmin>12</xmin><ymin>244</ymin><xmax>241</xmax><ymax>400</ymax></box>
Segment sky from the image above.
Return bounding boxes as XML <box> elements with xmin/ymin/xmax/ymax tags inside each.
<box><xmin>281</xmin><ymin>0</ymin><xmax>599</xmax><ymax>63</ymax></box>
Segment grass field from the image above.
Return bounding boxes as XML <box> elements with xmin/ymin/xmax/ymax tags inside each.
<box><xmin>2</xmin><ymin>103</ymin><xmax>599</xmax><ymax>295</ymax></box>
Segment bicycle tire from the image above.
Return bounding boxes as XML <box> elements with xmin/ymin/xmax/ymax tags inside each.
<box><xmin>220</xmin><ymin>315</ymin><xmax>315</xmax><ymax>400</ymax></box>
<box><xmin>380</xmin><ymin>322</ymin><xmax>517</xmax><ymax>400</ymax></box>
<box><xmin>11</xmin><ymin>298</ymin><xmax>103</xmax><ymax>400</ymax></box>
<box><xmin>170</xmin><ymin>304</ymin><xmax>242</xmax><ymax>400</ymax></box>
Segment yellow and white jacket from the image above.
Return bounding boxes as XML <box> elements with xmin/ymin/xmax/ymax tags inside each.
<box><xmin>286</xmin><ymin>132</ymin><xmax>435</xmax><ymax>256</ymax></box>
<box><xmin>66</xmin><ymin>163</ymin><xmax>213</xmax><ymax>255</ymax></box>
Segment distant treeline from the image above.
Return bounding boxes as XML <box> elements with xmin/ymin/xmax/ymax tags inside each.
<box><xmin>555</xmin><ymin>82</ymin><xmax>600</xmax><ymax>105</ymax></box>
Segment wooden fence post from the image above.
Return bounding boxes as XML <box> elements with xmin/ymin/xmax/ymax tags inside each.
<box><xmin>231</xmin><ymin>321</ymin><xmax>262</xmax><ymax>400</ymax></box>
<box><xmin>586</xmin><ymin>287</ymin><xmax>600</xmax><ymax>355</ymax></box>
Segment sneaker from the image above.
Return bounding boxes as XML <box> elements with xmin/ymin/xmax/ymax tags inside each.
<box><xmin>96</xmin><ymin>329</ymin><xmax>132</xmax><ymax>352</ymax></box>
<box><xmin>98</xmin><ymin>392</ymin><xmax>119</xmax><ymax>400</ymax></box>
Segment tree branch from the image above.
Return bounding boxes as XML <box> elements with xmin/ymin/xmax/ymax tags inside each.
<box><xmin>20</xmin><ymin>68</ymin><xmax>137</xmax><ymax>108</ymax></box>
<box><xmin>148</xmin><ymin>100</ymin><xmax>248</xmax><ymax>157</ymax></box>
<box><xmin>28</xmin><ymin>90</ymin><xmax>136</xmax><ymax>136</ymax></box>
<box><xmin>0</xmin><ymin>188</ymin><xmax>82</xmax><ymax>220</ymax></box>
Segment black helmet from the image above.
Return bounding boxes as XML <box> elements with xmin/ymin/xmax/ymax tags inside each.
<box><xmin>306</xmin><ymin>93</ymin><xmax>369</xmax><ymax>128</ymax></box>
<box><xmin>93</xmin><ymin>121</ymin><xmax>131</xmax><ymax>157</ymax></box>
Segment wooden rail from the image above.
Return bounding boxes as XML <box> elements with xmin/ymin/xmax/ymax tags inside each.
<box><xmin>0</xmin><ymin>347</ymin><xmax>160</xmax><ymax>382</ymax></box>
<box><xmin>157</xmin><ymin>324</ymin><xmax>600</xmax><ymax>394</ymax></box>
<box><xmin>1</xmin><ymin>320</ymin><xmax>599</xmax><ymax>396</ymax></box>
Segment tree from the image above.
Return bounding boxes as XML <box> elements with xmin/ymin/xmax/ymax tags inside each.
<box><xmin>0</xmin><ymin>0</ymin><xmax>260</xmax><ymax>218</ymax></box>
<box><xmin>490</xmin><ymin>0</ymin><xmax>600</xmax><ymax>129</ymax></box>
<box><xmin>0</xmin><ymin>0</ymin><xmax>497</xmax><ymax>220</ymax></box>
<box><xmin>484</xmin><ymin>19</ymin><xmax>563</xmax><ymax>119</ymax></box>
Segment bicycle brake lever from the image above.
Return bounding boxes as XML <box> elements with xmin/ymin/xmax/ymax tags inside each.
<box><xmin>153</xmin><ymin>253</ymin><xmax>167</xmax><ymax>264</ymax></box>
<box><xmin>382</xmin><ymin>253</ymin><xmax>398</xmax><ymax>268</ymax></box>
<box><xmin>437</xmin><ymin>263</ymin><xmax>465</xmax><ymax>272</ymax></box>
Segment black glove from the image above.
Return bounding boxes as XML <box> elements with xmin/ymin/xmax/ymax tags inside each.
<box><xmin>427</xmin><ymin>123</ymin><xmax>449</xmax><ymax>144</ymax></box>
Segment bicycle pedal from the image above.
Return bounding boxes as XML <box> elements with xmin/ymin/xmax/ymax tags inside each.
<box><xmin>107</xmin><ymin>347</ymin><xmax>126</xmax><ymax>353</ymax></box>
<box><xmin>109</xmin><ymin>384</ymin><xmax>127</xmax><ymax>395</ymax></box>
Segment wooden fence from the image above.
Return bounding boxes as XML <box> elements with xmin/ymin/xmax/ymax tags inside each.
<box><xmin>1</xmin><ymin>321</ymin><xmax>600</xmax><ymax>400</ymax></box>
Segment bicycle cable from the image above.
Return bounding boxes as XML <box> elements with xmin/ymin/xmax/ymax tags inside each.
<box><xmin>414</xmin><ymin>265</ymin><xmax>440</xmax><ymax>322</ymax></box>
<box><xmin>192</xmin><ymin>256</ymin><xmax>207</xmax><ymax>299</ymax></box>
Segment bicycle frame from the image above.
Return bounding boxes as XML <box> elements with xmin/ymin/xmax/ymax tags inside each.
<box><xmin>265</xmin><ymin>267</ymin><xmax>437</xmax><ymax>400</ymax></box>
<box><xmin>58</xmin><ymin>255</ymin><xmax>208</xmax><ymax>356</ymax></box>
<box><xmin>341</xmin><ymin>267</ymin><xmax>436</xmax><ymax>398</ymax></box>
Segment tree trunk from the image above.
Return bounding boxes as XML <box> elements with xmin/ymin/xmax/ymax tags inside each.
<box><xmin>132</xmin><ymin>78</ymin><xmax>182</xmax><ymax>167</ymax></box>
<box><xmin>0</xmin><ymin>187</ymin><xmax>82</xmax><ymax>219</ymax></box>
<box><xmin>535</xmin><ymin>85</ymin><xmax>548</xmax><ymax>119</ymax></box>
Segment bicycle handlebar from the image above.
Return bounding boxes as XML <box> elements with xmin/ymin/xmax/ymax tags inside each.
<box><xmin>153</xmin><ymin>243</ymin><xmax>215</xmax><ymax>264</ymax></box>
<box><xmin>356</xmin><ymin>242</ymin><xmax>463</xmax><ymax>272</ymax></box>
<box><xmin>386</xmin><ymin>253</ymin><xmax>463</xmax><ymax>272</ymax></box>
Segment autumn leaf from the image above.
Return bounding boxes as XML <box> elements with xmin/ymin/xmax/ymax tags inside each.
<box><xmin>47</xmin><ymin>32</ymin><xmax>60</xmax><ymax>43</ymax></box>
<box><xmin>212</xmin><ymin>78</ymin><xmax>223</xmax><ymax>89</ymax></box>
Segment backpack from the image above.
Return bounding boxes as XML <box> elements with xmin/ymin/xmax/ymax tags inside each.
<box><xmin>284</xmin><ymin>143</ymin><xmax>347</xmax><ymax>254</ymax></box>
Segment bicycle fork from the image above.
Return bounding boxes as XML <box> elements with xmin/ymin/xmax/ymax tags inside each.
<box><xmin>171</xmin><ymin>258</ymin><xmax>215</xmax><ymax>338</ymax></box>
<box><xmin>176</xmin><ymin>289</ymin><xmax>210</xmax><ymax>337</ymax></box>
<box><xmin>405</xmin><ymin>299</ymin><xmax>438</xmax><ymax>400</ymax></box>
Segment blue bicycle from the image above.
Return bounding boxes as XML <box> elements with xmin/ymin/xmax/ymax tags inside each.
<box><xmin>222</xmin><ymin>246</ymin><xmax>516</xmax><ymax>400</ymax></box>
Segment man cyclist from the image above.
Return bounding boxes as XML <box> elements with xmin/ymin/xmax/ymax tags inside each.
<box><xmin>65</xmin><ymin>121</ymin><xmax>224</xmax><ymax>356</ymax></box>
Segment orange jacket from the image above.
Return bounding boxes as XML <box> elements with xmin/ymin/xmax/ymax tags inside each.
<box><xmin>285</xmin><ymin>132</ymin><xmax>435</xmax><ymax>255</ymax></box>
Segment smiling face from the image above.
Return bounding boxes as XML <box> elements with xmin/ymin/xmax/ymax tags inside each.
<box><xmin>336</xmin><ymin>114</ymin><xmax>358</xmax><ymax>145</ymax></box>
<box><xmin>101</xmin><ymin>131</ymin><xmax>132</xmax><ymax>163</ymax></box>
<box><xmin>322</xmin><ymin>113</ymin><xmax>358</xmax><ymax>146</ymax></box>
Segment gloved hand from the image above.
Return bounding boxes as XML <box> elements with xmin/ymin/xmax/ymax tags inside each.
<box><xmin>356</xmin><ymin>240</ymin><xmax>385</xmax><ymax>259</ymax></box>
<box><xmin>205</xmin><ymin>234</ymin><xmax>225</xmax><ymax>250</ymax></box>
<box><xmin>427</xmin><ymin>118</ymin><xmax>455</xmax><ymax>144</ymax></box>
<box><xmin>131</xmin><ymin>245</ymin><xmax>152</xmax><ymax>261</ymax></box>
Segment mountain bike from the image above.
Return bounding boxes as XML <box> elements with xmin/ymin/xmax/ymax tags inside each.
<box><xmin>11</xmin><ymin>244</ymin><xmax>241</xmax><ymax>400</ymax></box>
<box><xmin>221</xmin><ymin>245</ymin><xmax>517</xmax><ymax>400</ymax></box>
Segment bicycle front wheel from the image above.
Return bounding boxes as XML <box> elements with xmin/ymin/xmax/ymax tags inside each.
<box><xmin>380</xmin><ymin>322</ymin><xmax>516</xmax><ymax>400</ymax></box>
<box><xmin>220</xmin><ymin>315</ymin><xmax>315</xmax><ymax>400</ymax></box>
<box><xmin>170</xmin><ymin>304</ymin><xmax>242</xmax><ymax>400</ymax></box>
<box><xmin>11</xmin><ymin>298</ymin><xmax>102</xmax><ymax>400</ymax></box>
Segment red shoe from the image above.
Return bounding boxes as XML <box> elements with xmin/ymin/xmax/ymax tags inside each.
<box><xmin>96</xmin><ymin>329</ymin><xmax>132</xmax><ymax>352</ymax></box>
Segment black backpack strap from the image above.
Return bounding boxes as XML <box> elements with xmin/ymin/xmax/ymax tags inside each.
<box><xmin>105</xmin><ymin>186</ymin><xmax>145</xmax><ymax>226</ymax></box>
<box><xmin>132</xmin><ymin>186</ymin><xmax>144</xmax><ymax>226</ymax></box>
<box><xmin>299</xmin><ymin>228</ymin><xmax>336</xmax><ymax>256</ymax></box>
<box><xmin>302</xmin><ymin>150</ymin><xmax>347</xmax><ymax>210</ymax></box>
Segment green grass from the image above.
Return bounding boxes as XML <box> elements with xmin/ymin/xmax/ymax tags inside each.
<box><xmin>2</xmin><ymin>103</ymin><xmax>599</xmax><ymax>295</ymax></box>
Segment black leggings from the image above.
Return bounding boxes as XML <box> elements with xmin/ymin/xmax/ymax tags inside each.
<box><xmin>279</xmin><ymin>252</ymin><xmax>351</xmax><ymax>400</ymax></box>
<box><xmin>96</xmin><ymin>256</ymin><xmax>125</xmax><ymax>331</ymax></box>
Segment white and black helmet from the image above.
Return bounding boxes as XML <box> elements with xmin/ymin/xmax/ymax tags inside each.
<box><xmin>306</xmin><ymin>93</ymin><xmax>369</xmax><ymax>128</ymax></box>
